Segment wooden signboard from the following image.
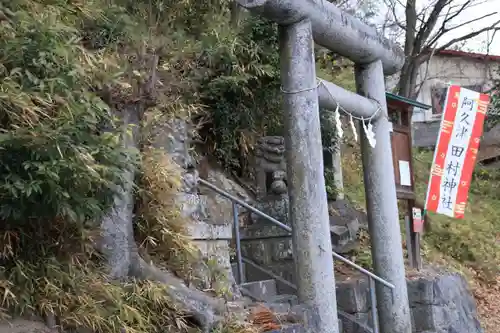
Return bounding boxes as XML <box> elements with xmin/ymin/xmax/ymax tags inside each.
<box><xmin>387</xmin><ymin>101</ymin><xmax>416</xmax><ymax>200</ymax></box>
<box><xmin>386</xmin><ymin>94</ymin><xmax>429</xmax><ymax>270</ymax></box>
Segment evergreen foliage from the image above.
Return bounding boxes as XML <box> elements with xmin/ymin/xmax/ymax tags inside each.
<box><xmin>0</xmin><ymin>0</ymin><xmax>254</xmax><ymax>332</ymax></box>
<box><xmin>196</xmin><ymin>15</ymin><xmax>282</xmax><ymax>174</ymax></box>
<box><xmin>0</xmin><ymin>0</ymin><xmax>356</xmax><ymax>330</ymax></box>
<box><xmin>196</xmin><ymin>14</ymin><xmax>353</xmax><ymax>193</ymax></box>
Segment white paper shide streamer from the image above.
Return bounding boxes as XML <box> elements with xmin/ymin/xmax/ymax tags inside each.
<box><xmin>349</xmin><ymin>114</ymin><xmax>357</xmax><ymax>142</ymax></box>
<box><xmin>362</xmin><ymin>119</ymin><xmax>376</xmax><ymax>148</ymax></box>
<box><xmin>320</xmin><ymin>79</ymin><xmax>382</xmax><ymax>147</ymax></box>
<box><xmin>334</xmin><ymin>104</ymin><xmax>343</xmax><ymax>139</ymax></box>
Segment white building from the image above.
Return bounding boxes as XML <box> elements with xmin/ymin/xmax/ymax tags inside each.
<box><xmin>407</xmin><ymin>50</ymin><xmax>500</xmax><ymax>147</ymax></box>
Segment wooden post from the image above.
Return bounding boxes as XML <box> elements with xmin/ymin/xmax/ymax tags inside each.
<box><xmin>404</xmin><ymin>214</ymin><xmax>414</xmax><ymax>268</ymax></box>
<box><xmin>387</xmin><ymin>97</ymin><xmax>429</xmax><ymax>270</ymax></box>
<box><xmin>409</xmin><ymin>199</ymin><xmax>423</xmax><ymax>270</ymax></box>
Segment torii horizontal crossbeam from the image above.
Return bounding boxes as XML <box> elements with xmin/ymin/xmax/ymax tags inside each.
<box><xmin>318</xmin><ymin>79</ymin><xmax>380</xmax><ymax>119</ymax></box>
<box><xmin>237</xmin><ymin>0</ymin><xmax>404</xmax><ymax>75</ymax></box>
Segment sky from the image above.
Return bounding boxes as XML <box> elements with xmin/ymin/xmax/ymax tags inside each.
<box><xmin>376</xmin><ymin>0</ymin><xmax>500</xmax><ymax>55</ymax></box>
<box><xmin>438</xmin><ymin>0</ymin><xmax>500</xmax><ymax>55</ymax></box>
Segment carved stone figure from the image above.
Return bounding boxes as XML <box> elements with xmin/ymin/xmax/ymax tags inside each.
<box><xmin>249</xmin><ymin>136</ymin><xmax>290</xmax><ymax>225</ymax></box>
<box><xmin>270</xmin><ymin>170</ymin><xmax>287</xmax><ymax>195</ymax></box>
<box><xmin>254</xmin><ymin>136</ymin><xmax>287</xmax><ymax>199</ymax></box>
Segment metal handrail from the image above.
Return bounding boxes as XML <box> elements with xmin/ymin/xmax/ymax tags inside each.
<box><xmin>199</xmin><ymin>178</ymin><xmax>394</xmax><ymax>288</ymax></box>
<box><xmin>199</xmin><ymin>178</ymin><xmax>392</xmax><ymax>333</ymax></box>
<box><xmin>200</xmin><ymin>179</ymin><xmax>291</xmax><ymax>231</ymax></box>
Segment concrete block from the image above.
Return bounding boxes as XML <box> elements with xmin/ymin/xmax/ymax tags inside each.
<box><xmin>271</xmin><ymin>238</ymin><xmax>293</xmax><ymax>261</ymax></box>
<box><xmin>336</xmin><ymin>280</ymin><xmax>369</xmax><ymax>313</ymax></box>
<box><xmin>241</xmin><ymin>240</ymin><xmax>272</xmax><ymax>265</ymax></box>
<box><xmin>263</xmin><ymin>301</ymin><xmax>291</xmax><ymax>314</ymax></box>
<box><xmin>407</xmin><ymin>277</ymin><xmax>435</xmax><ymax>305</ymax></box>
<box><xmin>266</xmin><ymin>294</ymin><xmax>299</xmax><ymax>307</ymax></box>
<box><xmin>187</xmin><ymin>221</ymin><xmax>232</xmax><ymax>240</ymax></box>
<box><xmin>331</xmin><ymin>225</ymin><xmax>350</xmax><ymax>247</ymax></box>
<box><xmin>407</xmin><ymin>273</ymin><xmax>483</xmax><ymax>333</ymax></box>
<box><xmin>338</xmin><ymin>310</ymin><xmax>372</xmax><ymax>333</ymax></box>
<box><xmin>240</xmin><ymin>279</ymin><xmax>277</xmax><ymax>301</ymax></box>
<box><xmin>279</xmin><ymin>305</ymin><xmax>344</xmax><ymax>333</ymax></box>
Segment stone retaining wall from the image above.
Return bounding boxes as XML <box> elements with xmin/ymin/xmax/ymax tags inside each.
<box><xmin>336</xmin><ymin>271</ymin><xmax>483</xmax><ymax>333</ymax></box>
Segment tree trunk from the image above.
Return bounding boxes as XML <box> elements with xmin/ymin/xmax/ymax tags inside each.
<box><xmin>230</xmin><ymin>1</ymin><xmax>244</xmax><ymax>27</ymax></box>
<box><xmin>99</xmin><ymin>103</ymin><xmax>140</xmax><ymax>280</ymax></box>
<box><xmin>98</xmin><ymin>104</ymin><xmax>227</xmax><ymax>332</ymax></box>
<box><xmin>397</xmin><ymin>60</ymin><xmax>419</xmax><ymax>99</ymax></box>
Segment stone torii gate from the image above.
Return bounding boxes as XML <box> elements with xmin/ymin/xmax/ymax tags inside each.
<box><xmin>236</xmin><ymin>1</ymin><xmax>411</xmax><ymax>333</ymax></box>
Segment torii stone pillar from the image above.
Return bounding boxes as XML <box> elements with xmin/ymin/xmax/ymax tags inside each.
<box><xmin>280</xmin><ymin>19</ymin><xmax>340</xmax><ymax>333</ymax></box>
<box><xmin>237</xmin><ymin>0</ymin><xmax>412</xmax><ymax>333</ymax></box>
<box><xmin>355</xmin><ymin>61</ymin><xmax>411</xmax><ymax>333</ymax></box>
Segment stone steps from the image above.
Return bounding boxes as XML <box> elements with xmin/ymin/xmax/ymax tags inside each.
<box><xmin>265</xmin><ymin>323</ymin><xmax>307</xmax><ymax>333</ymax></box>
<box><xmin>248</xmin><ymin>301</ymin><xmax>372</xmax><ymax>333</ymax></box>
<box><xmin>240</xmin><ymin>279</ymin><xmax>277</xmax><ymax>301</ymax></box>
<box><xmin>239</xmin><ymin>272</ymin><xmax>371</xmax><ymax>333</ymax></box>
<box><xmin>239</xmin><ymin>266</ymin><xmax>483</xmax><ymax>333</ymax></box>
<box><xmin>232</xmin><ymin>262</ymin><xmax>373</xmax><ymax>316</ymax></box>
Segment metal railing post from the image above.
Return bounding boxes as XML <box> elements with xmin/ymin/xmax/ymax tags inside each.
<box><xmin>369</xmin><ymin>276</ymin><xmax>379</xmax><ymax>333</ymax></box>
<box><xmin>232</xmin><ymin>202</ymin><xmax>244</xmax><ymax>284</ymax></box>
<box><xmin>199</xmin><ymin>178</ymin><xmax>396</xmax><ymax>333</ymax></box>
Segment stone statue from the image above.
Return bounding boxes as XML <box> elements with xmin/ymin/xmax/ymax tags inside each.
<box><xmin>254</xmin><ymin>136</ymin><xmax>287</xmax><ymax>199</ymax></box>
<box><xmin>250</xmin><ymin>136</ymin><xmax>289</xmax><ymax>225</ymax></box>
<box><xmin>270</xmin><ymin>170</ymin><xmax>287</xmax><ymax>195</ymax></box>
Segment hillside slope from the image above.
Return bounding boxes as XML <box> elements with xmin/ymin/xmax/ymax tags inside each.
<box><xmin>0</xmin><ymin>0</ymin><xmax>263</xmax><ymax>332</ymax></box>
<box><xmin>342</xmin><ymin>144</ymin><xmax>500</xmax><ymax>332</ymax></box>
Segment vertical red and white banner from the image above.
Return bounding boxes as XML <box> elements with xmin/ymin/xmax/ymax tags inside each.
<box><xmin>424</xmin><ymin>85</ymin><xmax>490</xmax><ymax>219</ymax></box>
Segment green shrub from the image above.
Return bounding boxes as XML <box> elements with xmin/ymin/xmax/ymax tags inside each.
<box><xmin>0</xmin><ymin>0</ymin><xmax>217</xmax><ymax>331</ymax></box>
<box><xmin>195</xmin><ymin>14</ymin><xmax>282</xmax><ymax>174</ymax></box>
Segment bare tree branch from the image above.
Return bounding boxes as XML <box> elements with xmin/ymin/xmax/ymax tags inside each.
<box><xmin>404</xmin><ymin>0</ymin><xmax>418</xmax><ymax>56</ymax></box>
<box><xmin>385</xmin><ymin>0</ymin><xmax>500</xmax><ymax>98</ymax></box>
<box><xmin>385</xmin><ymin>0</ymin><xmax>407</xmax><ymax>30</ymax></box>
<box><xmin>438</xmin><ymin>0</ymin><xmax>492</xmax><ymax>18</ymax></box>
<box><xmin>413</xmin><ymin>0</ymin><xmax>449</xmax><ymax>54</ymax></box>
<box><xmin>432</xmin><ymin>22</ymin><xmax>500</xmax><ymax>54</ymax></box>
<box><xmin>414</xmin><ymin>47</ymin><xmax>438</xmax><ymax>96</ymax></box>
<box><xmin>483</xmin><ymin>30</ymin><xmax>499</xmax><ymax>81</ymax></box>
<box><xmin>487</xmin><ymin>29</ymin><xmax>498</xmax><ymax>53</ymax></box>
<box><xmin>440</xmin><ymin>0</ymin><xmax>472</xmax><ymax>25</ymax></box>
<box><xmin>426</xmin><ymin>12</ymin><xmax>498</xmax><ymax>48</ymax></box>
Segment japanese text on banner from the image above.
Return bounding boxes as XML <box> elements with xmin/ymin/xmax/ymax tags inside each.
<box><xmin>438</xmin><ymin>91</ymin><xmax>477</xmax><ymax>216</ymax></box>
<box><xmin>424</xmin><ymin>85</ymin><xmax>490</xmax><ymax>219</ymax></box>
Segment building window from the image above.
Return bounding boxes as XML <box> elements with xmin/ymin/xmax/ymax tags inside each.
<box><xmin>430</xmin><ymin>84</ymin><xmax>483</xmax><ymax>115</ymax></box>
<box><xmin>430</xmin><ymin>86</ymin><xmax>447</xmax><ymax>115</ymax></box>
